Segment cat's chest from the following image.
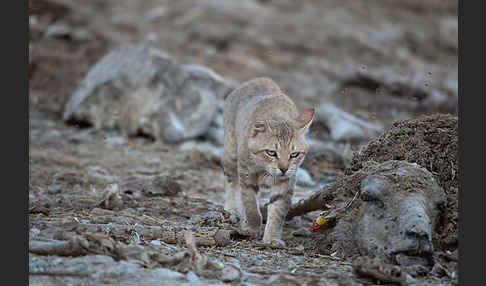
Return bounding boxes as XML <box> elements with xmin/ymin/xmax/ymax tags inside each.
<box><xmin>257</xmin><ymin>174</ymin><xmax>293</xmax><ymax>190</ymax></box>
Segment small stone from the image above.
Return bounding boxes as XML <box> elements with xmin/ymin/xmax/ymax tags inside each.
<box><xmin>150</xmin><ymin>240</ymin><xmax>162</xmax><ymax>246</ymax></box>
<box><xmin>295</xmin><ymin>245</ymin><xmax>305</xmax><ymax>252</ymax></box>
<box><xmin>47</xmin><ymin>185</ymin><xmax>62</xmax><ymax>194</ymax></box>
<box><xmin>186</xmin><ymin>272</ymin><xmax>202</xmax><ymax>285</ymax></box>
<box><xmin>44</xmin><ymin>24</ymin><xmax>72</xmax><ymax>39</ymax></box>
<box><xmin>220</xmin><ymin>264</ymin><xmax>241</xmax><ymax>282</ymax></box>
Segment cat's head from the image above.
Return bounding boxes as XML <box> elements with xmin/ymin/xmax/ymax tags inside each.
<box><xmin>248</xmin><ymin>109</ymin><xmax>315</xmax><ymax>179</ymax></box>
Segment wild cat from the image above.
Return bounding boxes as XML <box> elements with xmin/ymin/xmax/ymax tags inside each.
<box><xmin>222</xmin><ymin>77</ymin><xmax>314</xmax><ymax>248</ymax></box>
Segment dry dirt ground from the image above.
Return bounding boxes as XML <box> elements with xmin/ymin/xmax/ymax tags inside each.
<box><xmin>29</xmin><ymin>0</ymin><xmax>458</xmax><ymax>285</ymax></box>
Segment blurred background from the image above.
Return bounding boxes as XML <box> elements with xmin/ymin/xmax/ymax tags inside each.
<box><xmin>29</xmin><ymin>0</ymin><xmax>457</xmax><ymax>127</ymax></box>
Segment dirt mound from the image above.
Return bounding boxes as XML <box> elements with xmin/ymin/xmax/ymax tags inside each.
<box><xmin>348</xmin><ymin>114</ymin><xmax>458</xmax><ymax>250</ymax></box>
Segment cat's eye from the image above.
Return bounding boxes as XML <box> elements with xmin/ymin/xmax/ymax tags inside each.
<box><xmin>265</xmin><ymin>150</ymin><xmax>277</xmax><ymax>157</ymax></box>
<box><xmin>290</xmin><ymin>152</ymin><xmax>300</xmax><ymax>159</ymax></box>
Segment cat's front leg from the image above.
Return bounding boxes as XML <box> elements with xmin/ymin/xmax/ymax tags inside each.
<box><xmin>238</xmin><ymin>172</ymin><xmax>262</xmax><ymax>238</ymax></box>
<box><xmin>262</xmin><ymin>179</ymin><xmax>293</xmax><ymax>248</ymax></box>
<box><xmin>223</xmin><ymin>161</ymin><xmax>243</xmax><ymax>224</ymax></box>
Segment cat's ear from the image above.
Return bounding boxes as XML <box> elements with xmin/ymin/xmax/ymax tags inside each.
<box><xmin>296</xmin><ymin>108</ymin><xmax>315</xmax><ymax>132</ymax></box>
<box><xmin>252</xmin><ymin>119</ymin><xmax>267</xmax><ymax>137</ymax></box>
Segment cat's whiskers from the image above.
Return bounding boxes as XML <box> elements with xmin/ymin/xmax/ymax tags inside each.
<box><xmin>262</xmin><ymin>171</ymin><xmax>277</xmax><ymax>185</ymax></box>
<box><xmin>262</xmin><ymin>171</ymin><xmax>271</xmax><ymax>182</ymax></box>
<box><xmin>266</xmin><ymin>169</ymin><xmax>277</xmax><ymax>184</ymax></box>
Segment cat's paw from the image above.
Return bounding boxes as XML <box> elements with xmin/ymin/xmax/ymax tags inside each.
<box><xmin>261</xmin><ymin>238</ymin><xmax>287</xmax><ymax>249</ymax></box>
<box><xmin>239</xmin><ymin>222</ymin><xmax>261</xmax><ymax>238</ymax></box>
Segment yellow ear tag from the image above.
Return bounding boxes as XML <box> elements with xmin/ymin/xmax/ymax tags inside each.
<box><xmin>316</xmin><ymin>216</ymin><xmax>327</xmax><ymax>226</ymax></box>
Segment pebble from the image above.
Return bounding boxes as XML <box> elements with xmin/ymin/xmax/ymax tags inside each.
<box><xmin>47</xmin><ymin>185</ymin><xmax>62</xmax><ymax>194</ymax></box>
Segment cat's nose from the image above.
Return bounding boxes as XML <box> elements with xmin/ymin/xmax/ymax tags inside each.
<box><xmin>279</xmin><ymin>167</ymin><xmax>288</xmax><ymax>175</ymax></box>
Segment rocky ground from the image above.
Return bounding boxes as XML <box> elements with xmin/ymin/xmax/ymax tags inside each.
<box><xmin>29</xmin><ymin>0</ymin><xmax>458</xmax><ymax>285</ymax></box>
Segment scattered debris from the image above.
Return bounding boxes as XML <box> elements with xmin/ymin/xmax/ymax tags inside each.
<box><xmin>98</xmin><ymin>183</ymin><xmax>123</xmax><ymax>210</ymax></box>
<box><xmin>120</xmin><ymin>176</ymin><xmax>182</xmax><ymax>198</ymax></box>
<box><xmin>284</xmin><ymin>185</ymin><xmax>336</xmax><ymax>221</ymax></box>
<box><xmin>353</xmin><ymin>257</ymin><xmax>417</xmax><ymax>286</ymax></box>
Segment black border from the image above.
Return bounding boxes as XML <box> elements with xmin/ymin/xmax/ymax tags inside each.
<box><xmin>458</xmin><ymin>0</ymin><xmax>473</xmax><ymax>285</ymax></box>
<box><xmin>2</xmin><ymin>0</ymin><xmax>28</xmax><ymax>285</ymax></box>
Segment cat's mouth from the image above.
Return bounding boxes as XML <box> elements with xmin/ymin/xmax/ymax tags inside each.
<box><xmin>262</xmin><ymin>170</ymin><xmax>291</xmax><ymax>185</ymax></box>
<box><xmin>270</xmin><ymin>170</ymin><xmax>292</xmax><ymax>179</ymax></box>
